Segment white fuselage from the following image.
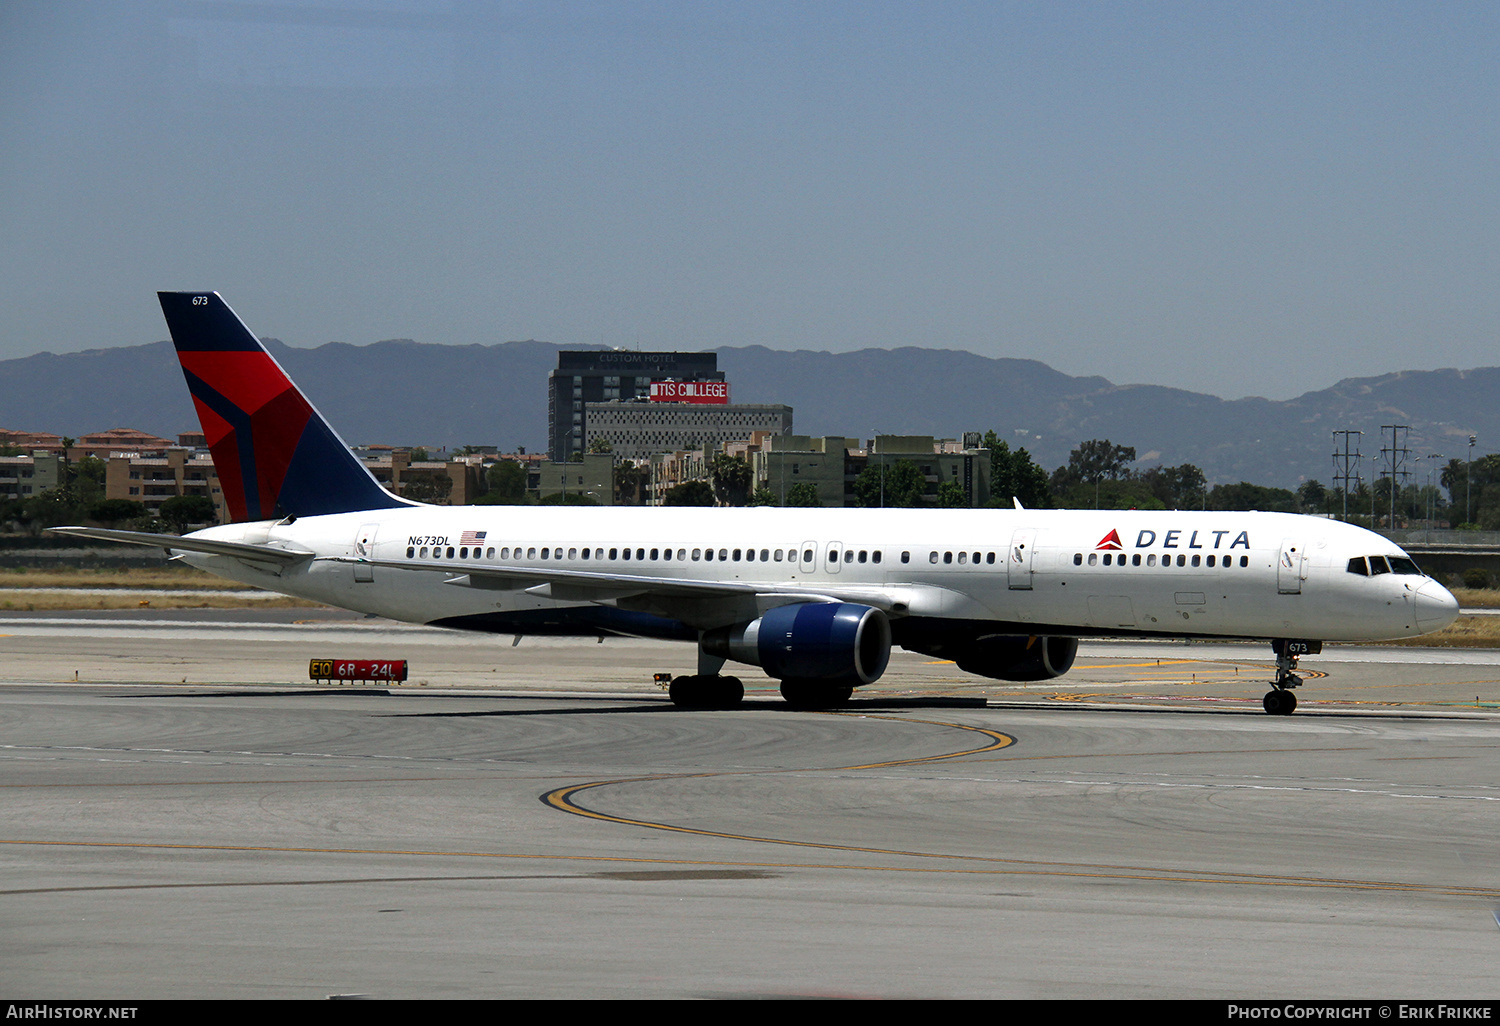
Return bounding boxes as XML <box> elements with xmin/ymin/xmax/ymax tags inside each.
<box><xmin>177</xmin><ymin>505</ymin><xmax>1458</xmax><ymax>647</ymax></box>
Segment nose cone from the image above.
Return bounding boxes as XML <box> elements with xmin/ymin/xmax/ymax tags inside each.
<box><xmin>1414</xmin><ymin>580</ymin><xmax>1460</xmax><ymax>634</ymax></box>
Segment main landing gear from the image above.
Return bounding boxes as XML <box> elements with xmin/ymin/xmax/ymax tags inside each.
<box><xmin>664</xmin><ymin>674</ymin><xmax>744</xmax><ymax>709</ymax></box>
<box><xmin>1263</xmin><ymin>640</ymin><xmax>1320</xmax><ymax>715</ymax></box>
<box><xmin>779</xmin><ymin>679</ymin><xmax>854</xmax><ymax>711</ymax></box>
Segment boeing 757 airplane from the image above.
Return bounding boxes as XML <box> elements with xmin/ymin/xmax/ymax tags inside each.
<box><xmin>52</xmin><ymin>293</ymin><xmax>1461</xmax><ymax>713</ymax></box>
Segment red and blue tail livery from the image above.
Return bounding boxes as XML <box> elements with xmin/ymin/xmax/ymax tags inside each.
<box><xmin>158</xmin><ymin>292</ymin><xmax>409</xmax><ymax>522</ymax></box>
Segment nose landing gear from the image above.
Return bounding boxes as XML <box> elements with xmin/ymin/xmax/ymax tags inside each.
<box><xmin>1264</xmin><ymin>640</ymin><xmax>1320</xmax><ymax>715</ymax></box>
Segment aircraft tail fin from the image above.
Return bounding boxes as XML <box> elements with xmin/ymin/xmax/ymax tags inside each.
<box><xmin>158</xmin><ymin>292</ymin><xmax>412</xmax><ymax>522</ymax></box>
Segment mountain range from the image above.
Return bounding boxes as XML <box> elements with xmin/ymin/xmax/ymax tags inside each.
<box><xmin>1</xmin><ymin>337</ymin><xmax>1492</xmax><ymax>491</ymax></box>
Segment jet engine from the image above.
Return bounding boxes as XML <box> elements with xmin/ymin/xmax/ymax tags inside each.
<box><xmin>702</xmin><ymin>602</ymin><xmax>892</xmax><ymax>686</ymax></box>
<box><xmin>951</xmin><ymin>634</ymin><xmax>1079</xmax><ymax>681</ymax></box>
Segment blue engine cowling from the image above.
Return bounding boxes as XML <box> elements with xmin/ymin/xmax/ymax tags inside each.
<box><xmin>703</xmin><ymin>602</ymin><xmax>892</xmax><ymax>686</ymax></box>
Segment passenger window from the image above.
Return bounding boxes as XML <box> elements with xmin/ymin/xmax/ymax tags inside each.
<box><xmin>460</xmin><ymin>547</ymin><xmax>468</xmax><ymax>559</ymax></box>
<box><xmin>944</xmin><ymin>552</ymin><xmax>953</xmax><ymax>564</ymax></box>
<box><xmin>1191</xmin><ymin>555</ymin><xmax>1201</xmax><ymax>567</ymax></box>
<box><xmin>677</xmin><ymin>549</ymin><xmax>687</xmax><ymax>560</ymax></box>
<box><xmin>446</xmin><ymin>547</ymin><xmax>455</xmax><ymax>559</ymax></box>
<box><xmin>761</xmin><ymin>549</ymin><xmax>770</xmax><ymax>561</ymax></box>
<box><xmin>986</xmin><ymin>553</ymin><xmax>995</xmax><ymax>565</ymax></box>
<box><xmin>419</xmin><ymin>547</ymin><xmax>428</xmax><ymax>558</ymax></box>
<box><xmin>568</xmin><ymin>547</ymin><xmax>577</xmax><ymax>559</ymax></box>
<box><xmin>1240</xmin><ymin>556</ymin><xmax>1248</xmax><ymax>567</ymax></box>
<box><xmin>541</xmin><ymin>548</ymin><xmax>549</xmax><ymax>560</ymax></box>
<box><xmin>1132</xmin><ymin>554</ymin><xmax>1141</xmax><ymax>566</ymax></box>
<box><xmin>733</xmin><ymin>548</ymin><xmax>742</xmax><ymax>561</ymax></box>
<box><xmin>1102</xmin><ymin>554</ymin><xmax>1111</xmax><ymax>566</ymax></box>
<box><xmin>581</xmin><ymin>548</ymin><xmax>590</xmax><ymax>560</ymax></box>
<box><xmin>1073</xmin><ymin>553</ymin><xmax>1082</xmax><ymax>566</ymax></box>
<box><xmin>406</xmin><ymin>547</ymin><xmax>415</xmax><ymax>558</ymax></box>
<box><xmin>873</xmin><ymin>551</ymin><xmax>882</xmax><ymax>564</ymax></box>
<box><xmin>959</xmin><ymin>552</ymin><xmax>968</xmax><ymax>565</ymax></box>
<box><xmin>1176</xmin><ymin>554</ymin><xmax>1186</xmax><ymax>567</ymax></box>
<box><xmin>692</xmin><ymin>548</ymin><xmax>701</xmax><ymax>560</ymax></box>
<box><xmin>803</xmin><ymin>549</ymin><xmax>814</xmax><ymax>563</ymax></box>
<box><xmin>1147</xmin><ymin>553</ymin><xmax>1157</xmax><ymax>566</ymax></box>
<box><xmin>844</xmin><ymin>550</ymin><xmax>854</xmax><ymax>563</ymax></box>
<box><xmin>1087</xmin><ymin>553</ymin><xmax>1097</xmax><ymax>565</ymax></box>
<box><xmin>902</xmin><ymin>551</ymin><xmax>910</xmax><ymax>563</ymax></box>
<box><xmin>858</xmin><ymin>550</ymin><xmax>867</xmax><ymax>563</ymax></box>
<box><xmin>608</xmin><ymin>548</ymin><xmax>618</xmax><ymax>559</ymax></box>
<box><xmin>486</xmin><ymin>547</ymin><xmax>495</xmax><ymax>558</ymax></box>
<box><xmin>622</xmin><ymin>548</ymin><xmax>631</xmax><ymax>560</ymax></box>
<box><xmin>929</xmin><ymin>552</ymin><xmax>939</xmax><ymax>564</ymax></box>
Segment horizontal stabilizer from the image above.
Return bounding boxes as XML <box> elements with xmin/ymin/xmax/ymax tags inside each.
<box><xmin>48</xmin><ymin>526</ymin><xmax>315</xmax><ymax>564</ymax></box>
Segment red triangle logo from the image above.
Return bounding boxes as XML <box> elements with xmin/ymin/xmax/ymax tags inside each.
<box><xmin>1096</xmin><ymin>529</ymin><xmax>1123</xmax><ymax>550</ymax></box>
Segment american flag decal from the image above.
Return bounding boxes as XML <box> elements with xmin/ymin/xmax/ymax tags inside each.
<box><xmin>460</xmin><ymin>530</ymin><xmax>488</xmax><ymax>546</ymax></box>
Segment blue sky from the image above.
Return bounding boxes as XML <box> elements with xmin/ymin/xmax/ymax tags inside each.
<box><xmin>2</xmin><ymin>0</ymin><xmax>1496</xmax><ymax>399</ymax></box>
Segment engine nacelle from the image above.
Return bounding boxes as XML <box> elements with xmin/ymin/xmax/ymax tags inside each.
<box><xmin>703</xmin><ymin>602</ymin><xmax>892</xmax><ymax>686</ymax></box>
<box><xmin>953</xmin><ymin>635</ymin><xmax>1079</xmax><ymax>681</ymax></box>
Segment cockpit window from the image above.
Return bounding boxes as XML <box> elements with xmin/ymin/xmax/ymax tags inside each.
<box><xmin>1347</xmin><ymin>557</ymin><xmax>1368</xmax><ymax>576</ymax></box>
<box><xmin>1368</xmin><ymin>556</ymin><xmax>1391</xmax><ymax>575</ymax></box>
<box><xmin>1388</xmin><ymin>556</ymin><xmax>1422</xmax><ymax>575</ymax></box>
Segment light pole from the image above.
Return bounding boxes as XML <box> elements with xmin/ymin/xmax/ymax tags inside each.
<box><xmin>1426</xmin><ymin>454</ymin><xmax>1443</xmax><ymax>531</ymax></box>
<box><xmin>1468</xmin><ymin>435</ymin><xmax>1476</xmax><ymax>527</ymax></box>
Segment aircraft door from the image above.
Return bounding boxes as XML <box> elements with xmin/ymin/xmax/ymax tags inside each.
<box><xmin>354</xmin><ymin>523</ymin><xmax>379</xmax><ymax>583</ymax></box>
<box><xmin>1277</xmin><ymin>538</ymin><xmax>1304</xmax><ymax>594</ymax></box>
<box><xmin>799</xmin><ymin>541</ymin><xmax>817</xmax><ymax>574</ymax></box>
<box><xmin>1008</xmin><ymin>529</ymin><xmax>1037</xmax><ymax>590</ymax></box>
<box><xmin>825</xmin><ymin>540</ymin><xmax>844</xmax><ymax>574</ymax></box>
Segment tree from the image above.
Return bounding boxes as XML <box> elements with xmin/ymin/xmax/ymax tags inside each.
<box><xmin>479</xmin><ymin>460</ymin><xmax>528</xmax><ymax>504</ymax></box>
<box><xmin>1141</xmin><ymin>463</ymin><xmax>1207</xmax><ymax>510</ymax></box>
<box><xmin>936</xmin><ymin>479</ymin><xmax>967</xmax><ymax>508</ymax></box>
<box><xmin>72</xmin><ymin>455</ymin><xmax>107</xmax><ymax>508</ymax></box>
<box><xmin>1067</xmin><ymin>439</ymin><xmax>1137</xmax><ymax>484</ymax></box>
<box><xmin>748</xmin><ymin>486</ymin><xmax>778</xmax><ymax>507</ymax></box>
<box><xmin>663</xmin><ymin>481</ymin><xmax>716</xmax><ymax>506</ymax></box>
<box><xmin>614</xmin><ymin>461</ymin><xmax>648</xmax><ymax>505</ymax></box>
<box><xmin>17</xmin><ymin>489</ymin><xmax>80</xmax><ymax>536</ymax></box>
<box><xmin>854</xmin><ymin>459</ymin><xmax>926</xmax><ymax>508</ymax></box>
<box><xmin>538</xmin><ymin>492</ymin><xmax>601</xmax><ymax>505</ymax></box>
<box><xmin>709</xmin><ymin>454</ymin><xmax>751</xmax><ymax>506</ymax></box>
<box><xmin>1207</xmin><ymin>482</ymin><xmax>1298</xmax><ymax>513</ymax></box>
<box><xmin>159</xmin><ymin>494</ymin><xmax>217</xmax><ymax>531</ymax></box>
<box><xmin>981</xmin><ymin>432</ymin><xmax>1051</xmax><ymax>508</ymax></box>
<box><xmin>1296</xmin><ymin>479</ymin><xmax>1329</xmax><ymax>516</ymax></box>
<box><xmin>88</xmin><ymin>498</ymin><xmax>146</xmax><ymax>526</ymax></box>
<box><xmin>785</xmin><ymin>481</ymin><xmax>822</xmax><ymax>507</ymax></box>
<box><xmin>402</xmin><ymin>474</ymin><xmax>453</xmax><ymax>504</ymax></box>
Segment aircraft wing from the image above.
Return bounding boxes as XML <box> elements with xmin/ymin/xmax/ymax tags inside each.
<box><xmin>354</xmin><ymin>556</ymin><xmax>899</xmax><ymax>611</ymax></box>
<box><xmin>48</xmin><ymin>527</ymin><xmax>316</xmax><ymax>565</ymax></box>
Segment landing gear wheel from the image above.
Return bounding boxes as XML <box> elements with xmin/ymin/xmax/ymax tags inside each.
<box><xmin>779</xmin><ymin>679</ymin><xmax>854</xmax><ymax>710</ymax></box>
<box><xmin>668</xmin><ymin>675</ymin><xmax>744</xmax><ymax>709</ymax></box>
<box><xmin>1262</xmin><ymin>689</ymin><xmax>1298</xmax><ymax>715</ymax></box>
